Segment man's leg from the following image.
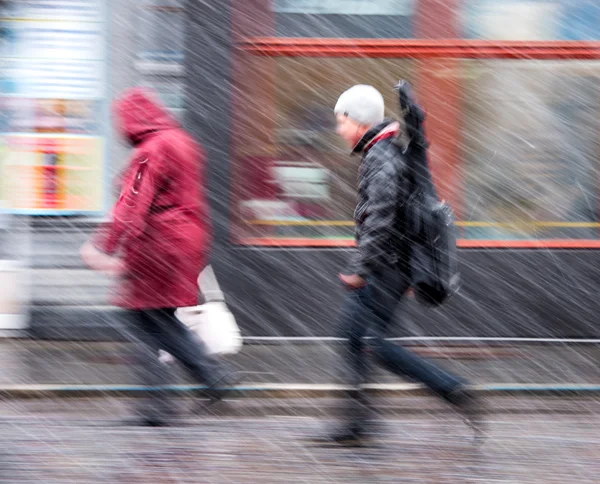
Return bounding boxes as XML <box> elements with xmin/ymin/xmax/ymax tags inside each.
<box><xmin>314</xmin><ymin>287</ymin><xmax>377</xmax><ymax>444</ymax></box>
<box><xmin>339</xmin><ymin>289</ymin><xmax>372</xmax><ymax>388</ymax></box>
<box><xmin>375</xmin><ymin>339</ymin><xmax>464</xmax><ymax>395</ymax></box>
<box><xmin>366</xmin><ymin>269</ymin><xmax>463</xmax><ymax>397</ymax></box>
<box><xmin>368</xmin><ymin>270</ymin><xmax>485</xmax><ymax>440</ymax></box>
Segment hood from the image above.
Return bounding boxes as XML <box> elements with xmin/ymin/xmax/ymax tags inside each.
<box><xmin>114</xmin><ymin>87</ymin><xmax>178</xmax><ymax>144</ymax></box>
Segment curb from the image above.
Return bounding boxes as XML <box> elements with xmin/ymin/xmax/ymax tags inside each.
<box><xmin>1</xmin><ymin>383</ymin><xmax>600</xmax><ymax>399</ymax></box>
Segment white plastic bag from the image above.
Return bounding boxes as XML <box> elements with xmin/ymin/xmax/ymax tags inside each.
<box><xmin>159</xmin><ymin>265</ymin><xmax>242</xmax><ymax>363</ymax></box>
<box><xmin>176</xmin><ymin>301</ymin><xmax>242</xmax><ymax>355</ymax></box>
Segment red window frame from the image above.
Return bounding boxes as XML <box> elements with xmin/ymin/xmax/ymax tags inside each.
<box><xmin>240</xmin><ymin>38</ymin><xmax>600</xmax><ymax>60</ymax></box>
<box><xmin>231</xmin><ymin>2</ymin><xmax>600</xmax><ymax>249</ymax></box>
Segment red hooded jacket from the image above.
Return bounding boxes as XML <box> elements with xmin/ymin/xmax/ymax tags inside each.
<box><xmin>93</xmin><ymin>88</ymin><xmax>212</xmax><ymax>309</ymax></box>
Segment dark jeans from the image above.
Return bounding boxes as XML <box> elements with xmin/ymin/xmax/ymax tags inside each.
<box><xmin>124</xmin><ymin>308</ymin><xmax>228</xmax><ymax>419</ymax></box>
<box><xmin>337</xmin><ymin>266</ymin><xmax>464</xmax><ymax>424</ymax></box>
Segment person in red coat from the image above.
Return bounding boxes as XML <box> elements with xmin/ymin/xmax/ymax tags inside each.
<box><xmin>81</xmin><ymin>87</ymin><xmax>232</xmax><ymax>426</ymax></box>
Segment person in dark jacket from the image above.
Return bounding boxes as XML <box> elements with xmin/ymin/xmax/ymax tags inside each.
<box><xmin>81</xmin><ymin>87</ymin><xmax>232</xmax><ymax>426</ymax></box>
<box><xmin>317</xmin><ymin>85</ymin><xmax>483</xmax><ymax>445</ymax></box>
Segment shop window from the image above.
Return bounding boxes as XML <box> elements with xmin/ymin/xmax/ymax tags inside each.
<box><xmin>234</xmin><ymin>0</ymin><xmax>600</xmax><ymax>247</ymax></box>
<box><xmin>136</xmin><ymin>1</ymin><xmax>185</xmax><ymax>113</ymax></box>
<box><xmin>231</xmin><ymin>57</ymin><xmax>414</xmax><ymax>242</ymax></box>
<box><xmin>137</xmin><ymin>1</ymin><xmax>184</xmax><ymax>64</ymax></box>
<box><xmin>274</xmin><ymin>0</ymin><xmax>413</xmax><ymax>15</ymax></box>
<box><xmin>139</xmin><ymin>76</ymin><xmax>185</xmax><ymax>119</ymax></box>
<box><xmin>461</xmin><ymin>59</ymin><xmax>600</xmax><ymax>240</ymax></box>
<box><xmin>272</xmin><ymin>0</ymin><xmax>415</xmax><ymax>38</ymax></box>
<box><xmin>464</xmin><ymin>0</ymin><xmax>600</xmax><ymax>40</ymax></box>
<box><xmin>232</xmin><ymin>55</ymin><xmax>600</xmax><ymax>245</ymax></box>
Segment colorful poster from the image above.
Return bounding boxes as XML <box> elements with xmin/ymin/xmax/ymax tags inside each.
<box><xmin>3</xmin><ymin>1</ymin><xmax>102</xmax><ymax>22</ymax></box>
<box><xmin>1</xmin><ymin>97</ymin><xmax>101</xmax><ymax>134</ymax></box>
<box><xmin>1</xmin><ymin>134</ymin><xmax>104</xmax><ymax>213</ymax></box>
<box><xmin>0</xmin><ymin>0</ymin><xmax>107</xmax><ymax>214</ymax></box>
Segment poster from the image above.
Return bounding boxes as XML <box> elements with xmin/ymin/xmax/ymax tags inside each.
<box><xmin>0</xmin><ymin>0</ymin><xmax>107</xmax><ymax>214</ymax></box>
<box><xmin>2</xmin><ymin>134</ymin><xmax>104</xmax><ymax>213</ymax></box>
<box><xmin>2</xmin><ymin>1</ymin><xmax>102</xmax><ymax>22</ymax></box>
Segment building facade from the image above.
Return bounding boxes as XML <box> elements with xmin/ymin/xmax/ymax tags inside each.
<box><xmin>3</xmin><ymin>0</ymin><xmax>600</xmax><ymax>339</ymax></box>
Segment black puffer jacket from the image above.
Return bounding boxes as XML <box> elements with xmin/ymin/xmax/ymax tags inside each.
<box><xmin>344</xmin><ymin>119</ymin><xmax>412</xmax><ymax>279</ymax></box>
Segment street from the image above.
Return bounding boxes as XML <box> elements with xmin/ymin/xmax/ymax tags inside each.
<box><xmin>0</xmin><ymin>397</ymin><xmax>598</xmax><ymax>483</ymax></box>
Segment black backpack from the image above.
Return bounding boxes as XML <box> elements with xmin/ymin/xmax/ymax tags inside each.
<box><xmin>395</xmin><ymin>80</ymin><xmax>460</xmax><ymax>307</ymax></box>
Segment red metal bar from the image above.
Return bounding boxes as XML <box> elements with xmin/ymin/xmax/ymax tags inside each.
<box><xmin>239</xmin><ymin>38</ymin><xmax>600</xmax><ymax>59</ymax></box>
<box><xmin>459</xmin><ymin>239</ymin><xmax>600</xmax><ymax>249</ymax></box>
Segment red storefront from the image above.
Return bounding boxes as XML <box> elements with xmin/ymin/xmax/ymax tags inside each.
<box><xmin>185</xmin><ymin>0</ymin><xmax>600</xmax><ymax>339</ymax></box>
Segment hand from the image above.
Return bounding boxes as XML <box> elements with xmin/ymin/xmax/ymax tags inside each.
<box><xmin>339</xmin><ymin>273</ymin><xmax>367</xmax><ymax>289</ymax></box>
<box><xmin>80</xmin><ymin>241</ymin><xmax>125</xmax><ymax>276</ymax></box>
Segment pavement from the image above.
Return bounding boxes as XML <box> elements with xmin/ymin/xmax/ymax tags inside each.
<box><xmin>0</xmin><ymin>396</ymin><xmax>599</xmax><ymax>483</ymax></box>
<box><xmin>0</xmin><ymin>340</ymin><xmax>599</xmax><ymax>482</ymax></box>
<box><xmin>1</xmin><ymin>339</ymin><xmax>599</xmax><ymax>388</ymax></box>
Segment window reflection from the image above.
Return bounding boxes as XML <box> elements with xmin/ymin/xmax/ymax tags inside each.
<box><xmin>232</xmin><ymin>57</ymin><xmax>414</xmax><ymax>241</ymax></box>
<box><xmin>462</xmin><ymin>60</ymin><xmax>600</xmax><ymax>240</ymax></box>
<box><xmin>464</xmin><ymin>0</ymin><xmax>600</xmax><ymax>40</ymax></box>
<box><xmin>233</xmin><ymin>56</ymin><xmax>600</xmax><ymax>243</ymax></box>
<box><xmin>136</xmin><ymin>1</ymin><xmax>185</xmax><ymax>115</ymax></box>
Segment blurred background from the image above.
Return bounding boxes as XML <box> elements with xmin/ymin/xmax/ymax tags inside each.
<box><xmin>1</xmin><ymin>0</ymin><xmax>600</xmax><ymax>342</ymax></box>
<box><xmin>0</xmin><ymin>1</ymin><xmax>600</xmax><ymax>482</ymax></box>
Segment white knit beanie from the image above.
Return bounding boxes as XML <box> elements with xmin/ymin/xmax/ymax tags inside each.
<box><xmin>334</xmin><ymin>85</ymin><xmax>385</xmax><ymax>126</ymax></box>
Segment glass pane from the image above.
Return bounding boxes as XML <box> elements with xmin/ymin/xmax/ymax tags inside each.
<box><xmin>274</xmin><ymin>0</ymin><xmax>414</xmax><ymax>15</ymax></box>
<box><xmin>232</xmin><ymin>57</ymin><xmax>415</xmax><ymax>242</ymax></box>
<box><xmin>136</xmin><ymin>2</ymin><xmax>185</xmax><ymax>117</ymax></box>
<box><xmin>233</xmin><ymin>56</ymin><xmax>600</xmax><ymax>244</ymax></box>
<box><xmin>139</xmin><ymin>77</ymin><xmax>185</xmax><ymax>110</ymax></box>
<box><xmin>464</xmin><ymin>0</ymin><xmax>600</xmax><ymax>40</ymax></box>
<box><xmin>273</xmin><ymin>0</ymin><xmax>415</xmax><ymax>38</ymax></box>
<box><xmin>462</xmin><ymin>60</ymin><xmax>600</xmax><ymax>240</ymax></box>
<box><xmin>137</xmin><ymin>5</ymin><xmax>184</xmax><ymax>63</ymax></box>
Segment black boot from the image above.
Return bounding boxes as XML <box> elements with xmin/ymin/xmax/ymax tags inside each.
<box><xmin>121</xmin><ymin>389</ymin><xmax>177</xmax><ymax>427</ymax></box>
<box><xmin>447</xmin><ymin>387</ymin><xmax>487</xmax><ymax>444</ymax></box>
<box><xmin>203</xmin><ymin>368</ymin><xmax>241</xmax><ymax>405</ymax></box>
<box><xmin>311</xmin><ymin>423</ymin><xmax>370</xmax><ymax>447</ymax></box>
<box><xmin>311</xmin><ymin>390</ymin><xmax>376</xmax><ymax>447</ymax></box>
<box><xmin>121</xmin><ymin>416</ymin><xmax>169</xmax><ymax>427</ymax></box>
